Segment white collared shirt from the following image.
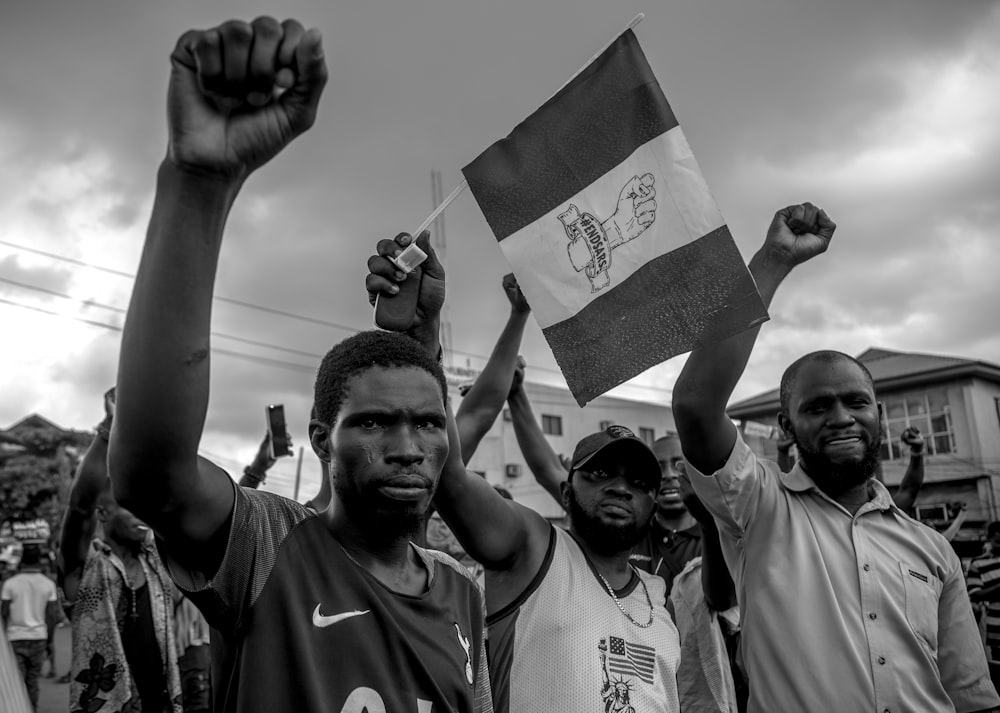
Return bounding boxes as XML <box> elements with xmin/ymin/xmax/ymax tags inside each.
<box><xmin>687</xmin><ymin>432</ymin><xmax>998</xmax><ymax>713</ymax></box>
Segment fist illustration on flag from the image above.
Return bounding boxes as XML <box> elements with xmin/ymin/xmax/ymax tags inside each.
<box><xmin>559</xmin><ymin>173</ymin><xmax>657</xmax><ymax>293</ymax></box>
<box><xmin>606</xmin><ymin>173</ymin><xmax>657</xmax><ymax>247</ymax></box>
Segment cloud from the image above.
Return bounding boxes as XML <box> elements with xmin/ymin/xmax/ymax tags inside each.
<box><xmin>1</xmin><ymin>0</ymin><xmax>997</xmax><ymax>501</ymax></box>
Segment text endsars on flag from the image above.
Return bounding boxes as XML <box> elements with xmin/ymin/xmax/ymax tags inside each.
<box><xmin>462</xmin><ymin>28</ymin><xmax>768</xmax><ymax>405</ymax></box>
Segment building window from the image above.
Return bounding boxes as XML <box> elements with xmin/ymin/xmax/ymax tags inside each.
<box><xmin>880</xmin><ymin>388</ymin><xmax>955</xmax><ymax>460</ymax></box>
<box><xmin>639</xmin><ymin>427</ymin><xmax>655</xmax><ymax>445</ymax></box>
<box><xmin>542</xmin><ymin>414</ymin><xmax>563</xmax><ymax>436</ymax></box>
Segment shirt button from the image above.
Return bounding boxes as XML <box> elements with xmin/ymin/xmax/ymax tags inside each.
<box><xmin>869</xmin><ymin>612</ymin><xmax>877</xmax><ymax>620</ymax></box>
<box><xmin>863</xmin><ymin>564</ymin><xmax>871</xmax><ymax>572</ymax></box>
<box><xmin>877</xmin><ymin>656</ymin><xmax>885</xmax><ymax>665</ymax></box>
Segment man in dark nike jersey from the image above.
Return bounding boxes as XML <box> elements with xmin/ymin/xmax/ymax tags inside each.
<box><xmin>109</xmin><ymin>17</ymin><xmax>490</xmax><ymax>713</ymax></box>
<box><xmin>368</xmin><ymin>237</ymin><xmax>681</xmax><ymax>713</ymax></box>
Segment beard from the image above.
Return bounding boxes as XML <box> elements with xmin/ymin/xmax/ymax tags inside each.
<box><xmin>796</xmin><ymin>436</ymin><xmax>881</xmax><ymax>497</ymax></box>
<box><xmin>566</xmin><ymin>484</ymin><xmax>651</xmax><ymax>556</ymax></box>
<box><xmin>333</xmin><ymin>476</ymin><xmax>428</xmax><ymax>542</ymax></box>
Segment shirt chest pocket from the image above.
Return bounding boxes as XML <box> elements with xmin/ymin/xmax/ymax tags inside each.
<box><xmin>898</xmin><ymin>561</ymin><xmax>942</xmax><ymax>653</ymax></box>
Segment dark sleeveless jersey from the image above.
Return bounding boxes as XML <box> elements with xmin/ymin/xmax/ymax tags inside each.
<box><xmin>161</xmin><ymin>482</ymin><xmax>492</xmax><ymax>713</ymax></box>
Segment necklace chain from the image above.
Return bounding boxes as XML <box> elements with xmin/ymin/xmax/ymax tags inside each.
<box><xmin>596</xmin><ymin>565</ymin><xmax>653</xmax><ymax>628</ymax></box>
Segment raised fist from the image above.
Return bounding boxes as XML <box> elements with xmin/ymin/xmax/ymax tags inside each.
<box><xmin>603</xmin><ymin>173</ymin><xmax>656</xmax><ymax>248</ymax></box>
<box><xmin>167</xmin><ymin>17</ymin><xmax>327</xmax><ymax>178</ymax></box>
<box><xmin>502</xmin><ymin>273</ymin><xmax>530</xmax><ymax>314</ymax></box>
<box><xmin>900</xmin><ymin>427</ymin><xmax>924</xmax><ymax>455</ymax></box>
<box><xmin>763</xmin><ymin>202</ymin><xmax>836</xmax><ymax>268</ymax></box>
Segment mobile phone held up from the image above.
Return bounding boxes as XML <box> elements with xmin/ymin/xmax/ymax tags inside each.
<box><xmin>374</xmin><ymin>242</ymin><xmax>428</xmax><ymax>331</ymax></box>
<box><xmin>266</xmin><ymin>404</ymin><xmax>293</xmax><ymax>459</ymax></box>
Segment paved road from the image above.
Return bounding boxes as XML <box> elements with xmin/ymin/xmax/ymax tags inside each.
<box><xmin>36</xmin><ymin>623</ymin><xmax>70</xmax><ymax>713</ymax></box>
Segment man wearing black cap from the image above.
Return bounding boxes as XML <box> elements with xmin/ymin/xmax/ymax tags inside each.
<box><xmin>445</xmin><ymin>422</ymin><xmax>681</xmax><ymax>712</ymax></box>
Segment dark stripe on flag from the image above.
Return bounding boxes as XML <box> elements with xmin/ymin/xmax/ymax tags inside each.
<box><xmin>462</xmin><ymin>30</ymin><xmax>678</xmax><ymax>241</ymax></box>
<box><xmin>542</xmin><ymin>226</ymin><xmax>768</xmax><ymax>405</ymax></box>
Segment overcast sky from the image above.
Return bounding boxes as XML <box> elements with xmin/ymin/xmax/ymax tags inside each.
<box><xmin>2</xmin><ymin>0</ymin><xmax>998</xmax><ymax>499</ymax></box>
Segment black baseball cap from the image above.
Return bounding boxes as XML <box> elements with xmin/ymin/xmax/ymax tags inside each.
<box><xmin>569</xmin><ymin>425</ymin><xmax>660</xmax><ymax>490</ymax></box>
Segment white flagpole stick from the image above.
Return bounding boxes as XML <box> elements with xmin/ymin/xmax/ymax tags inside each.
<box><xmin>410</xmin><ymin>13</ymin><xmax>644</xmax><ymax>238</ymax></box>
<box><xmin>412</xmin><ymin>179</ymin><xmax>468</xmax><ymax>238</ymax></box>
<box><xmin>547</xmin><ymin>13</ymin><xmax>644</xmax><ymax>101</ymax></box>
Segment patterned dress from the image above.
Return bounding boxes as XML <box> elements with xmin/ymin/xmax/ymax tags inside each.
<box><xmin>68</xmin><ymin>538</ymin><xmax>182</xmax><ymax>713</ymax></box>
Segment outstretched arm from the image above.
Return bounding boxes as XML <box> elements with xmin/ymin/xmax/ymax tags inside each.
<box><xmin>109</xmin><ymin>17</ymin><xmax>327</xmax><ymax>575</ymax></box>
<box><xmin>239</xmin><ymin>431</ymin><xmax>289</xmax><ymax>489</ymax></box>
<box><xmin>892</xmin><ymin>427</ymin><xmax>925</xmax><ymax>513</ymax></box>
<box><xmin>679</xmin><ymin>466</ymin><xmax>737</xmax><ymax>611</ymax></box>
<box><xmin>941</xmin><ymin>503</ymin><xmax>968</xmax><ymax>541</ymax></box>
<box><xmin>672</xmin><ymin>204</ymin><xmax>836</xmax><ymax>474</ymax></box>
<box><xmin>59</xmin><ymin>390</ymin><xmax>116</xmax><ymax>604</ymax></box>
<box><xmin>507</xmin><ymin>376</ymin><xmax>567</xmax><ymax>506</ymax></box>
<box><xmin>366</xmin><ymin>233</ymin><xmax>552</xmax><ymax>603</ymax></box>
<box><xmin>58</xmin><ymin>435</ymin><xmax>106</xmax><ymax>604</ymax></box>
<box><xmin>455</xmin><ymin>274</ymin><xmax>531</xmax><ymax>463</ymax></box>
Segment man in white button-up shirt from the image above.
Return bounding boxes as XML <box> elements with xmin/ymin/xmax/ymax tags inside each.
<box><xmin>671</xmin><ymin>202</ymin><xmax>998</xmax><ymax>713</ymax></box>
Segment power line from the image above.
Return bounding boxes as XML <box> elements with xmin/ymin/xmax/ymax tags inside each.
<box><xmin>0</xmin><ymin>237</ymin><xmax>573</xmax><ymax>374</ymax></box>
<box><xmin>0</xmin><ymin>239</ymin><xmax>679</xmax><ymax>397</ymax></box>
<box><xmin>0</xmin><ymin>275</ymin><xmax>326</xmax><ymax>360</ymax></box>
<box><xmin>0</xmin><ymin>240</ymin><xmax>566</xmax><ymax>375</ymax></box>
<box><xmin>0</xmin><ymin>239</ymin><xmax>361</xmax><ymax>333</ymax></box>
<box><xmin>0</xmin><ymin>296</ymin><xmax>316</xmax><ymax>374</ymax></box>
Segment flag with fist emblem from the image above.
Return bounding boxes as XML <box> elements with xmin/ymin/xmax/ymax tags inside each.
<box><xmin>463</xmin><ymin>28</ymin><xmax>766</xmax><ymax>405</ymax></box>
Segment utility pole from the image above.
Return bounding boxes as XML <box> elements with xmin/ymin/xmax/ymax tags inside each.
<box><xmin>431</xmin><ymin>169</ymin><xmax>454</xmax><ymax>368</ymax></box>
<box><xmin>292</xmin><ymin>446</ymin><xmax>304</xmax><ymax>502</ymax></box>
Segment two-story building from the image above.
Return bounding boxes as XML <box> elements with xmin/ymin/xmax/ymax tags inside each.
<box><xmin>727</xmin><ymin>347</ymin><xmax>1000</xmax><ymax>558</ymax></box>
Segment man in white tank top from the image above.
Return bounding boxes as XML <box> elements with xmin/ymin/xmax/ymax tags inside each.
<box><xmin>448</xmin><ymin>424</ymin><xmax>680</xmax><ymax>713</ymax></box>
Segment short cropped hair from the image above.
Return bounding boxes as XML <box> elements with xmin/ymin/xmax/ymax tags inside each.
<box><xmin>314</xmin><ymin>330</ymin><xmax>447</xmax><ymax>427</ymax></box>
<box><xmin>987</xmin><ymin>521</ymin><xmax>1000</xmax><ymax>539</ymax></box>
<box><xmin>19</xmin><ymin>544</ymin><xmax>43</xmax><ymax>567</ymax></box>
<box><xmin>779</xmin><ymin>350</ymin><xmax>874</xmax><ymax>413</ymax></box>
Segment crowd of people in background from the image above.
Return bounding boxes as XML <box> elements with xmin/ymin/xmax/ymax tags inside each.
<box><xmin>3</xmin><ymin>14</ymin><xmax>999</xmax><ymax>713</ymax></box>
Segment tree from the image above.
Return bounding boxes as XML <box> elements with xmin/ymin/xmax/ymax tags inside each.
<box><xmin>0</xmin><ymin>423</ymin><xmax>91</xmax><ymax>545</ymax></box>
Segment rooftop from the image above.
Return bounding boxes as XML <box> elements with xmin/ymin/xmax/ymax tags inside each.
<box><xmin>728</xmin><ymin>347</ymin><xmax>1000</xmax><ymax>419</ymax></box>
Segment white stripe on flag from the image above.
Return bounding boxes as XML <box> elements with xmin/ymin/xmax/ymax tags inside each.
<box><xmin>497</xmin><ymin>126</ymin><xmax>724</xmax><ymax>330</ymax></box>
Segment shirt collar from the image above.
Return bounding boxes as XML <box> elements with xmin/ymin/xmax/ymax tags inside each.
<box><xmin>651</xmin><ymin>520</ymin><xmax>702</xmax><ymax>540</ymax></box>
<box><xmin>781</xmin><ymin>464</ymin><xmax>897</xmax><ymax>514</ymax></box>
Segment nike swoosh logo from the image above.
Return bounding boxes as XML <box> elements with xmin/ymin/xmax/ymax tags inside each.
<box><xmin>312</xmin><ymin>604</ymin><xmax>370</xmax><ymax>628</ymax></box>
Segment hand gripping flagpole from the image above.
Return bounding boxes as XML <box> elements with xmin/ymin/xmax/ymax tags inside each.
<box><xmin>410</xmin><ymin>13</ymin><xmax>645</xmax><ymax>239</ymax></box>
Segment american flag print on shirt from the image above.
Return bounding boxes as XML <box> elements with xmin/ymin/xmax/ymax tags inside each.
<box><xmin>607</xmin><ymin>636</ymin><xmax>656</xmax><ymax>685</ymax></box>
